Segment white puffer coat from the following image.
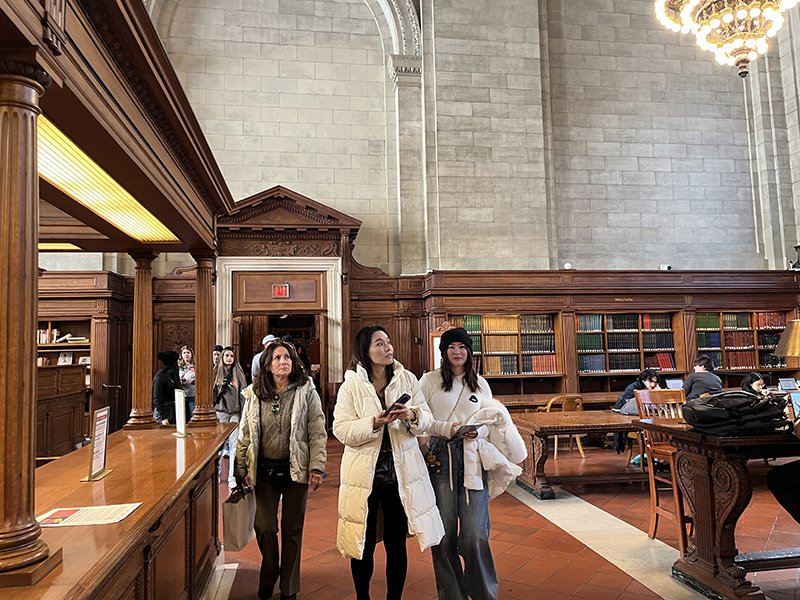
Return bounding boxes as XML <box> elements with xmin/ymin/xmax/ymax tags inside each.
<box><xmin>333</xmin><ymin>361</ymin><xmax>444</xmax><ymax>559</ymax></box>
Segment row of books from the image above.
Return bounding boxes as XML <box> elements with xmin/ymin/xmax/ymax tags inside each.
<box><xmin>723</xmin><ymin>331</ymin><xmax>755</xmax><ymax>349</ymax></box>
<box><xmin>520</xmin><ymin>314</ymin><xmax>554</xmax><ymax>333</ymax></box>
<box><xmin>755</xmin><ymin>312</ymin><xmax>786</xmax><ymax>329</ymax></box>
<box><xmin>521</xmin><ymin>334</ymin><xmax>556</xmax><ymax>353</ymax></box>
<box><xmin>643</xmin><ymin>352</ymin><xmax>676</xmax><ymax>370</ymax></box>
<box><xmin>522</xmin><ymin>354</ymin><xmax>558</xmax><ymax>374</ymax></box>
<box><xmin>642</xmin><ymin>313</ymin><xmax>672</xmax><ymax>330</ymax></box>
<box><xmin>758</xmin><ymin>332</ymin><xmax>781</xmax><ymax>348</ymax></box>
<box><xmin>726</xmin><ymin>350</ymin><xmax>757</xmax><ymax>370</ymax></box>
<box><xmin>36</xmin><ymin>329</ymin><xmax>89</xmax><ymax>344</ymax></box>
<box><xmin>642</xmin><ymin>331</ymin><xmax>675</xmax><ymax>351</ymax></box>
<box><xmin>722</xmin><ymin>312</ymin><xmax>751</xmax><ymax>330</ymax></box>
<box><xmin>761</xmin><ymin>353</ymin><xmax>787</xmax><ymax>368</ymax></box>
<box><xmin>483</xmin><ymin>355</ymin><xmax>519</xmax><ymax>375</ymax></box>
<box><xmin>484</xmin><ymin>335</ymin><xmax>519</xmax><ymax>354</ymax></box>
<box><xmin>577</xmin><ymin>333</ymin><xmax>604</xmax><ymax>351</ymax></box>
<box><xmin>459</xmin><ymin>315</ymin><xmax>482</xmax><ymax>333</ymax></box>
<box><xmin>469</xmin><ymin>335</ymin><xmax>482</xmax><ymax>353</ymax></box>
<box><xmin>481</xmin><ymin>314</ymin><xmax>519</xmax><ymax>333</ymax></box>
<box><xmin>577</xmin><ymin>314</ymin><xmax>603</xmax><ymax>332</ymax></box>
<box><xmin>607</xmin><ymin>332</ymin><xmax>639</xmax><ymax>351</ymax></box>
<box><xmin>578</xmin><ymin>354</ymin><xmax>606</xmax><ymax>373</ymax></box>
<box><xmin>608</xmin><ymin>352</ymin><xmax>641</xmax><ymax>372</ymax></box>
<box><xmin>697</xmin><ymin>331</ymin><xmax>721</xmax><ymax>349</ymax></box>
<box><xmin>606</xmin><ymin>313</ymin><xmax>639</xmax><ymax>331</ymax></box>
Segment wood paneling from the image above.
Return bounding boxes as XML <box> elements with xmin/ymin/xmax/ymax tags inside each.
<box><xmin>232</xmin><ymin>271</ymin><xmax>325</xmax><ymax>313</ymax></box>
<box><xmin>4</xmin><ymin>424</ymin><xmax>233</xmax><ymax>600</ymax></box>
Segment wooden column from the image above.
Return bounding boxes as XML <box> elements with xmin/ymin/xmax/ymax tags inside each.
<box><xmin>0</xmin><ymin>60</ymin><xmax>62</xmax><ymax>584</ymax></box>
<box><xmin>189</xmin><ymin>252</ymin><xmax>218</xmax><ymax>427</ymax></box>
<box><xmin>124</xmin><ymin>251</ymin><xmax>158</xmax><ymax>429</ymax></box>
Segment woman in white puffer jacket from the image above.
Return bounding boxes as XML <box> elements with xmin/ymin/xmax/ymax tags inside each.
<box><xmin>334</xmin><ymin>325</ymin><xmax>444</xmax><ymax>600</ymax></box>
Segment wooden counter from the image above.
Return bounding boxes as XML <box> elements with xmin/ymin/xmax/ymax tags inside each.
<box><xmin>6</xmin><ymin>423</ymin><xmax>235</xmax><ymax>600</ymax></box>
<box><xmin>37</xmin><ymin>365</ymin><xmax>88</xmax><ymax>458</ymax></box>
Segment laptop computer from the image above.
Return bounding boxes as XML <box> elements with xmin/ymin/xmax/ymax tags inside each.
<box><xmin>779</xmin><ymin>378</ymin><xmax>797</xmax><ymax>391</ymax></box>
<box><xmin>665</xmin><ymin>379</ymin><xmax>683</xmax><ymax>390</ymax></box>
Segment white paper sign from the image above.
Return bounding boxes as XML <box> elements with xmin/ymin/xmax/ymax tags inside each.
<box><xmin>90</xmin><ymin>407</ymin><xmax>110</xmax><ymax>477</ymax></box>
<box><xmin>175</xmin><ymin>389</ymin><xmax>187</xmax><ymax>436</ymax></box>
<box><xmin>38</xmin><ymin>503</ymin><xmax>141</xmax><ymax>527</ymax></box>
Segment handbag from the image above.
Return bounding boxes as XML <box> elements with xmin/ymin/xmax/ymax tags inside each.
<box><xmin>258</xmin><ymin>457</ymin><xmax>291</xmax><ymax>482</ymax></box>
<box><xmin>373</xmin><ymin>451</ymin><xmax>397</xmax><ymax>487</ymax></box>
<box><xmin>222</xmin><ymin>487</ymin><xmax>256</xmax><ymax>552</ymax></box>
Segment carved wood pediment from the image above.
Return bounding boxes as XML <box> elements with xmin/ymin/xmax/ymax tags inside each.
<box><xmin>219</xmin><ymin>186</ymin><xmax>361</xmax><ymax>233</ymax></box>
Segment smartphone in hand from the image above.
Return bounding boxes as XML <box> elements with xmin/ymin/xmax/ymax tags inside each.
<box><xmin>382</xmin><ymin>393</ymin><xmax>411</xmax><ymax>417</ymax></box>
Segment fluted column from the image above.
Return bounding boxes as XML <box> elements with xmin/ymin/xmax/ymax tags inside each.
<box><xmin>124</xmin><ymin>250</ymin><xmax>158</xmax><ymax>429</ymax></box>
<box><xmin>189</xmin><ymin>252</ymin><xmax>218</xmax><ymax>427</ymax></box>
<box><xmin>0</xmin><ymin>60</ymin><xmax>62</xmax><ymax>584</ymax></box>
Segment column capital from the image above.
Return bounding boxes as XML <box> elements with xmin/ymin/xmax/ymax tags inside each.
<box><xmin>388</xmin><ymin>54</ymin><xmax>422</xmax><ymax>88</ymax></box>
<box><xmin>0</xmin><ymin>60</ymin><xmax>52</xmax><ymax>90</ymax></box>
<box><xmin>190</xmin><ymin>249</ymin><xmax>217</xmax><ymax>264</ymax></box>
<box><xmin>128</xmin><ymin>249</ymin><xmax>159</xmax><ymax>263</ymax></box>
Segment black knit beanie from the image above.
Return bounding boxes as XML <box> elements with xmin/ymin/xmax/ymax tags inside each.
<box><xmin>440</xmin><ymin>327</ymin><xmax>473</xmax><ymax>356</ymax></box>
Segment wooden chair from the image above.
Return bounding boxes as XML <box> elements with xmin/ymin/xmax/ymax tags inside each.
<box><xmin>634</xmin><ymin>388</ymin><xmax>692</xmax><ymax>556</ymax></box>
<box><xmin>537</xmin><ymin>395</ymin><xmax>585</xmax><ymax>459</ymax></box>
<box><xmin>626</xmin><ymin>431</ymin><xmax>645</xmax><ymax>471</ymax></box>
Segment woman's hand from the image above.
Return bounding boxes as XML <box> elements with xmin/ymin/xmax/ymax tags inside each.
<box><xmin>372</xmin><ymin>409</ymin><xmax>401</xmax><ymax>430</ymax></box>
<box><xmin>236</xmin><ymin>474</ymin><xmax>252</xmax><ymax>490</ymax></box>
<box><xmin>309</xmin><ymin>472</ymin><xmax>323</xmax><ymax>491</ymax></box>
<box><xmin>448</xmin><ymin>422</ymin><xmax>479</xmax><ymax>439</ymax></box>
<box><xmin>390</xmin><ymin>404</ymin><xmax>415</xmax><ymax>422</ymax></box>
<box><xmin>161</xmin><ymin>419</ymin><xmax>170</xmax><ymax>426</ymax></box>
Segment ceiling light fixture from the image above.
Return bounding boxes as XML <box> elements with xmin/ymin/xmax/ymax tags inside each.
<box><xmin>37</xmin><ymin>116</ymin><xmax>180</xmax><ymax>244</ymax></box>
<box><xmin>655</xmin><ymin>0</ymin><xmax>799</xmax><ymax>77</ymax></box>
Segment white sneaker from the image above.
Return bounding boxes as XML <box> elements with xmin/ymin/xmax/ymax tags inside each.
<box><xmin>228</xmin><ymin>479</ymin><xmax>237</xmax><ymax>489</ymax></box>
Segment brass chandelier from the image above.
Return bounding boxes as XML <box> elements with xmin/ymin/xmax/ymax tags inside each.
<box><xmin>655</xmin><ymin>0</ymin><xmax>799</xmax><ymax>77</ymax></box>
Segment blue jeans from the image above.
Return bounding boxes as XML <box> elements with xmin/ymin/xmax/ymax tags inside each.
<box><xmin>428</xmin><ymin>438</ymin><xmax>498</xmax><ymax>600</ymax></box>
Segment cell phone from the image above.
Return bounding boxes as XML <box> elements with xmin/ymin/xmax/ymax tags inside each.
<box><xmin>382</xmin><ymin>393</ymin><xmax>411</xmax><ymax>417</ymax></box>
<box><xmin>450</xmin><ymin>423</ymin><xmax>485</xmax><ymax>441</ymax></box>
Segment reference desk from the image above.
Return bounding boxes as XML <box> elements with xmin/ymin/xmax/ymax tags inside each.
<box><xmin>636</xmin><ymin>418</ymin><xmax>800</xmax><ymax>600</ymax></box>
<box><xmin>512</xmin><ymin>411</ymin><xmax>647</xmax><ymax>499</ymax></box>
<box><xmin>5</xmin><ymin>423</ymin><xmax>235</xmax><ymax>600</ymax></box>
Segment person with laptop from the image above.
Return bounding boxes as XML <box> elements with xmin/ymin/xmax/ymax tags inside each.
<box><xmin>613</xmin><ymin>369</ymin><xmax>661</xmax><ymax>415</ymax></box>
<box><xmin>682</xmin><ymin>356</ymin><xmax>723</xmax><ymax>400</ymax></box>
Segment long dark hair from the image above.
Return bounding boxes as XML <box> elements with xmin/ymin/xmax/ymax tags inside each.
<box><xmin>441</xmin><ymin>340</ymin><xmax>480</xmax><ymax>393</ymax></box>
<box><xmin>252</xmin><ymin>341</ymin><xmax>307</xmax><ymax>400</ymax></box>
<box><xmin>352</xmin><ymin>325</ymin><xmax>394</xmax><ymax>385</ymax></box>
<box><xmin>213</xmin><ymin>346</ymin><xmax>246</xmax><ymax>393</ymax></box>
<box><xmin>741</xmin><ymin>371</ymin><xmax>764</xmax><ymax>394</ymax></box>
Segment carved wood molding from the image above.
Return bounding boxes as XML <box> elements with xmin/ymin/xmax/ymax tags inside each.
<box><xmin>0</xmin><ymin>60</ymin><xmax>52</xmax><ymax>88</ymax></box>
<box><xmin>218</xmin><ymin>239</ymin><xmax>340</xmax><ymax>258</ymax></box>
<box><xmin>77</xmin><ymin>0</ymin><xmax>218</xmax><ymax>215</ymax></box>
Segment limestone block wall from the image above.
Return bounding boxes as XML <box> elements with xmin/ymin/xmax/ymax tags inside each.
<box><xmin>162</xmin><ymin>0</ymin><xmax>392</xmax><ymax>269</ymax></box>
<box><xmin>546</xmin><ymin>0</ymin><xmax>765</xmax><ymax>270</ymax></box>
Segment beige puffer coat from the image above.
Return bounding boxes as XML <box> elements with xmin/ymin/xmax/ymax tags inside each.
<box><xmin>234</xmin><ymin>377</ymin><xmax>327</xmax><ymax>484</ymax></box>
<box><xmin>333</xmin><ymin>361</ymin><xmax>444</xmax><ymax>560</ymax></box>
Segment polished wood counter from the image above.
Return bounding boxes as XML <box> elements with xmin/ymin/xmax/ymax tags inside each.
<box><xmin>6</xmin><ymin>423</ymin><xmax>235</xmax><ymax>600</ymax></box>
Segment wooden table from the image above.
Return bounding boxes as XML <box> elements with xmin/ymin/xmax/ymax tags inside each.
<box><xmin>512</xmin><ymin>411</ymin><xmax>647</xmax><ymax>499</ymax></box>
<box><xmin>3</xmin><ymin>423</ymin><xmax>234</xmax><ymax>600</ymax></box>
<box><xmin>636</xmin><ymin>418</ymin><xmax>800</xmax><ymax>600</ymax></box>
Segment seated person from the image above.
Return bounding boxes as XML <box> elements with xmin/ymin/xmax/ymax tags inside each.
<box><xmin>613</xmin><ymin>369</ymin><xmax>660</xmax><ymax>415</ymax></box>
<box><xmin>741</xmin><ymin>371</ymin><xmax>768</xmax><ymax>396</ymax></box>
<box><xmin>767</xmin><ymin>418</ymin><xmax>800</xmax><ymax>525</ymax></box>
<box><xmin>683</xmin><ymin>356</ymin><xmax>722</xmax><ymax>400</ymax></box>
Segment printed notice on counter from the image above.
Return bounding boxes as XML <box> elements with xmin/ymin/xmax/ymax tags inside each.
<box><xmin>37</xmin><ymin>503</ymin><xmax>141</xmax><ymax>527</ymax></box>
<box><xmin>82</xmin><ymin>406</ymin><xmax>112</xmax><ymax>482</ymax></box>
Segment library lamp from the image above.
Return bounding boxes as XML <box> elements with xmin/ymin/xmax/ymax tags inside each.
<box><xmin>774</xmin><ymin>320</ymin><xmax>800</xmax><ymax>357</ymax></box>
<box><xmin>654</xmin><ymin>0</ymin><xmax>799</xmax><ymax>77</ymax></box>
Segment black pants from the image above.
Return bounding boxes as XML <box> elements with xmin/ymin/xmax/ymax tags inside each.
<box><xmin>254</xmin><ymin>473</ymin><xmax>309</xmax><ymax>598</ymax></box>
<box><xmin>766</xmin><ymin>459</ymin><xmax>800</xmax><ymax>524</ymax></box>
<box><xmin>351</xmin><ymin>484</ymin><xmax>409</xmax><ymax>600</ymax></box>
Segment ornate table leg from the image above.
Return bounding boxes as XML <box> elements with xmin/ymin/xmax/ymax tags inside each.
<box><xmin>672</xmin><ymin>448</ymin><xmax>763</xmax><ymax>600</ymax></box>
<box><xmin>516</xmin><ymin>432</ymin><xmax>554</xmax><ymax>499</ymax></box>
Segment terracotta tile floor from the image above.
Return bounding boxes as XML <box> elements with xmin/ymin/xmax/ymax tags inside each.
<box><xmin>218</xmin><ymin>437</ymin><xmax>800</xmax><ymax>599</ymax></box>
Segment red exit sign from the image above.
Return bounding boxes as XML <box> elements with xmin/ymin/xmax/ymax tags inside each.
<box><xmin>272</xmin><ymin>284</ymin><xmax>290</xmax><ymax>299</ymax></box>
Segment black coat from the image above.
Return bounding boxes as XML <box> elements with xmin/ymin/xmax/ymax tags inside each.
<box><xmin>153</xmin><ymin>366</ymin><xmax>181</xmax><ymax>424</ymax></box>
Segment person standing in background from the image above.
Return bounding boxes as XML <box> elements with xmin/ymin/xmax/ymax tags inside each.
<box><xmin>252</xmin><ymin>334</ymin><xmax>279</xmax><ymax>381</ymax></box>
<box><xmin>213</xmin><ymin>344</ymin><xmax>223</xmax><ymax>367</ymax></box>
<box><xmin>214</xmin><ymin>346</ymin><xmax>247</xmax><ymax>487</ymax></box>
<box><xmin>178</xmin><ymin>345</ymin><xmax>196</xmax><ymax>418</ymax></box>
<box><xmin>153</xmin><ymin>350</ymin><xmax>181</xmax><ymax>425</ymax></box>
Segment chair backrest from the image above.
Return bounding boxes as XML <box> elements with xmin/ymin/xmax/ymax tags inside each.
<box><xmin>634</xmin><ymin>389</ymin><xmax>685</xmax><ymax>445</ymax></box>
<box><xmin>544</xmin><ymin>394</ymin><xmax>584</xmax><ymax>413</ymax></box>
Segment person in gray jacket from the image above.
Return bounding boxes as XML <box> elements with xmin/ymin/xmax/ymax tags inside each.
<box><xmin>683</xmin><ymin>356</ymin><xmax>723</xmax><ymax>400</ymax></box>
<box><xmin>235</xmin><ymin>340</ymin><xmax>327</xmax><ymax>600</ymax></box>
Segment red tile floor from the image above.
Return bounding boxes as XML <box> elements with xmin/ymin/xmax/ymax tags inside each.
<box><xmin>219</xmin><ymin>437</ymin><xmax>800</xmax><ymax>599</ymax></box>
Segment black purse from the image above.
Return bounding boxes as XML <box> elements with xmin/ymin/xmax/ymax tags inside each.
<box><xmin>373</xmin><ymin>451</ymin><xmax>397</xmax><ymax>487</ymax></box>
<box><xmin>258</xmin><ymin>457</ymin><xmax>291</xmax><ymax>482</ymax></box>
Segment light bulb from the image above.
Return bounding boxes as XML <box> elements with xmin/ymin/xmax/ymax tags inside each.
<box><xmin>710</xmin><ymin>18</ymin><xmax>721</xmax><ymax>28</ymax></box>
<box><xmin>748</xmin><ymin>50</ymin><xmax>758</xmax><ymax>60</ymax></box>
<box><xmin>750</xmin><ymin>7</ymin><xmax>761</xmax><ymax>16</ymax></box>
<box><xmin>723</xmin><ymin>12</ymin><xmax>735</xmax><ymax>22</ymax></box>
<box><xmin>745</xmin><ymin>38</ymin><xmax>756</xmax><ymax>47</ymax></box>
<box><xmin>737</xmin><ymin>9</ymin><xmax>747</xmax><ymax>18</ymax></box>
<box><xmin>701</xmin><ymin>24</ymin><xmax>712</xmax><ymax>34</ymax></box>
<box><xmin>733</xmin><ymin>38</ymin><xmax>744</xmax><ymax>48</ymax></box>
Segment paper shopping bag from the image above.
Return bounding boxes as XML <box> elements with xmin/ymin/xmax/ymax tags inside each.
<box><xmin>222</xmin><ymin>487</ymin><xmax>256</xmax><ymax>552</ymax></box>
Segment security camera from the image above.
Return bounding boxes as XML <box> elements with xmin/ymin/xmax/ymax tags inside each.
<box><xmin>659</xmin><ymin>264</ymin><xmax>672</xmax><ymax>271</ymax></box>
